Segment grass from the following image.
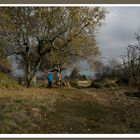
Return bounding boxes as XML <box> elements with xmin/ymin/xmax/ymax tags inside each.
<box><xmin>0</xmin><ymin>87</ymin><xmax>140</xmax><ymax>133</ymax></box>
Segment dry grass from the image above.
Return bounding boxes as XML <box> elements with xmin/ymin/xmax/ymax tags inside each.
<box><xmin>0</xmin><ymin>87</ymin><xmax>140</xmax><ymax>133</ymax></box>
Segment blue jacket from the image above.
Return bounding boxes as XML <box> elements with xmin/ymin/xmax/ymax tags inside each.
<box><xmin>47</xmin><ymin>73</ymin><xmax>53</xmax><ymax>82</ymax></box>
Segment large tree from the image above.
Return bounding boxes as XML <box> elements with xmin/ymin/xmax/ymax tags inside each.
<box><xmin>0</xmin><ymin>7</ymin><xmax>106</xmax><ymax>87</ymax></box>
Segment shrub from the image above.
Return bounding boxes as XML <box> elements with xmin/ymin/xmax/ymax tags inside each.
<box><xmin>69</xmin><ymin>80</ymin><xmax>79</xmax><ymax>88</ymax></box>
<box><xmin>104</xmin><ymin>82</ymin><xmax>118</xmax><ymax>88</ymax></box>
<box><xmin>91</xmin><ymin>82</ymin><xmax>103</xmax><ymax>88</ymax></box>
<box><xmin>91</xmin><ymin>78</ymin><xmax>118</xmax><ymax>89</ymax></box>
<box><xmin>0</xmin><ymin>72</ymin><xmax>21</xmax><ymax>90</ymax></box>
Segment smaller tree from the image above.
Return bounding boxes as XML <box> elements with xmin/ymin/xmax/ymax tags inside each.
<box><xmin>70</xmin><ymin>67</ymin><xmax>80</xmax><ymax>80</ymax></box>
<box><xmin>82</xmin><ymin>75</ymin><xmax>87</xmax><ymax>80</ymax></box>
<box><xmin>121</xmin><ymin>34</ymin><xmax>140</xmax><ymax>92</ymax></box>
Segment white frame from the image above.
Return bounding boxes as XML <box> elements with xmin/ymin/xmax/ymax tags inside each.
<box><xmin>0</xmin><ymin>4</ymin><xmax>140</xmax><ymax>138</ymax></box>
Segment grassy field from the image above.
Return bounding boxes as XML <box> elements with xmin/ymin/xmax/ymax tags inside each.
<box><xmin>0</xmin><ymin>86</ymin><xmax>140</xmax><ymax>133</ymax></box>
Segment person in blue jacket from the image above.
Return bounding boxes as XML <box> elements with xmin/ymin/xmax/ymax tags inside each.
<box><xmin>47</xmin><ymin>71</ymin><xmax>53</xmax><ymax>88</ymax></box>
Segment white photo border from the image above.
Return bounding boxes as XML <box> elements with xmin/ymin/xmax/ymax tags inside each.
<box><xmin>0</xmin><ymin>4</ymin><xmax>140</xmax><ymax>138</ymax></box>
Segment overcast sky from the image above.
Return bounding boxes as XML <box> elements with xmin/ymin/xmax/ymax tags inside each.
<box><xmin>81</xmin><ymin>7</ymin><xmax>140</xmax><ymax>76</ymax></box>
<box><xmin>96</xmin><ymin>7</ymin><xmax>140</xmax><ymax>62</ymax></box>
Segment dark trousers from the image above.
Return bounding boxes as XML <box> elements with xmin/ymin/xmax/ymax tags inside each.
<box><xmin>48</xmin><ymin>81</ymin><xmax>52</xmax><ymax>88</ymax></box>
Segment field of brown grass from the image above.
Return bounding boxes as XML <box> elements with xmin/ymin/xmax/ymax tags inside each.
<box><xmin>0</xmin><ymin>87</ymin><xmax>140</xmax><ymax>133</ymax></box>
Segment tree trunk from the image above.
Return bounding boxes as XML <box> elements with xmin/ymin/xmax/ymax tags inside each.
<box><xmin>25</xmin><ymin>60</ymin><xmax>41</xmax><ymax>88</ymax></box>
<box><xmin>32</xmin><ymin>73</ymin><xmax>37</xmax><ymax>86</ymax></box>
<box><xmin>25</xmin><ymin>63</ymin><xmax>32</xmax><ymax>88</ymax></box>
<box><xmin>26</xmin><ymin>78</ymin><xmax>31</xmax><ymax>88</ymax></box>
<box><xmin>26</xmin><ymin>72</ymin><xmax>32</xmax><ymax>88</ymax></box>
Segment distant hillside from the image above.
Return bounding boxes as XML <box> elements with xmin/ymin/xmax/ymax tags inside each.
<box><xmin>0</xmin><ymin>72</ymin><xmax>21</xmax><ymax>90</ymax></box>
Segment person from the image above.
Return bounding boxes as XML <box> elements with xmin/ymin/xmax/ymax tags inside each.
<box><xmin>47</xmin><ymin>71</ymin><xmax>53</xmax><ymax>88</ymax></box>
<box><xmin>58</xmin><ymin>72</ymin><xmax>63</xmax><ymax>88</ymax></box>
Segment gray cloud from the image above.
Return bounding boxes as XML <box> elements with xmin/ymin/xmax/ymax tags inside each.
<box><xmin>96</xmin><ymin>7</ymin><xmax>140</xmax><ymax>60</ymax></box>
